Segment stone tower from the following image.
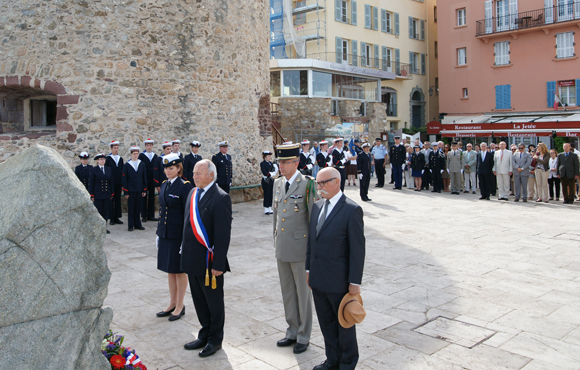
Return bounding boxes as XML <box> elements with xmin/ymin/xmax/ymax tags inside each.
<box><xmin>0</xmin><ymin>0</ymin><xmax>271</xmax><ymax>197</ymax></box>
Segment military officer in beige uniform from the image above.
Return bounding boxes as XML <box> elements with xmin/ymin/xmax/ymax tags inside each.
<box><xmin>273</xmin><ymin>142</ymin><xmax>318</xmax><ymax>354</ymax></box>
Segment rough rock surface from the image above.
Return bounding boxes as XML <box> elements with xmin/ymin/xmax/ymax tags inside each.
<box><xmin>0</xmin><ymin>145</ymin><xmax>111</xmax><ymax>370</ymax></box>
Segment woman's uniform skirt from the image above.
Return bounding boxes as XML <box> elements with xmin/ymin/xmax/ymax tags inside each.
<box><xmin>157</xmin><ymin>237</ymin><xmax>183</xmax><ymax>273</ymax></box>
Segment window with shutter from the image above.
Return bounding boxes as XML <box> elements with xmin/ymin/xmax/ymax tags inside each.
<box><xmin>374</xmin><ymin>44</ymin><xmax>380</xmax><ymax>68</ymax></box>
<box><xmin>395</xmin><ymin>48</ymin><xmax>400</xmax><ymax>74</ymax></box>
<box><xmin>547</xmin><ymin>81</ymin><xmax>556</xmax><ymax>107</ymax></box>
<box><xmin>364</xmin><ymin>4</ymin><xmax>371</xmax><ymax>28</ymax></box>
<box><xmin>382</xmin><ymin>46</ymin><xmax>388</xmax><ymax>71</ymax></box>
<box><xmin>335</xmin><ymin>0</ymin><xmax>342</xmax><ymax>22</ymax></box>
<box><xmin>361</xmin><ymin>41</ymin><xmax>367</xmax><ymax>66</ymax></box>
<box><xmin>409</xmin><ymin>51</ymin><xmax>415</xmax><ymax>73</ymax></box>
<box><xmin>457</xmin><ymin>9</ymin><xmax>466</xmax><ymax>26</ymax></box>
<box><xmin>381</xmin><ymin>9</ymin><xmax>387</xmax><ymax>32</ymax></box>
<box><xmin>351</xmin><ymin>1</ymin><xmax>357</xmax><ymax>25</ymax></box>
<box><xmin>373</xmin><ymin>6</ymin><xmax>379</xmax><ymax>30</ymax></box>
<box><xmin>494</xmin><ymin>41</ymin><xmax>510</xmax><ymax>65</ymax></box>
<box><xmin>420</xmin><ymin>19</ymin><xmax>425</xmax><ymax>40</ymax></box>
<box><xmin>394</xmin><ymin>13</ymin><xmax>400</xmax><ymax>35</ymax></box>
<box><xmin>556</xmin><ymin>32</ymin><xmax>575</xmax><ymax>58</ymax></box>
<box><xmin>336</xmin><ymin>36</ymin><xmax>343</xmax><ymax>63</ymax></box>
<box><xmin>495</xmin><ymin>85</ymin><xmax>511</xmax><ymax>109</ymax></box>
<box><xmin>352</xmin><ymin>40</ymin><xmax>358</xmax><ymax>66</ymax></box>
<box><xmin>421</xmin><ymin>53</ymin><xmax>426</xmax><ymax>75</ymax></box>
<box><xmin>386</xmin><ymin>12</ymin><xmax>392</xmax><ymax>33</ymax></box>
<box><xmin>409</xmin><ymin>16</ymin><xmax>414</xmax><ymax>38</ymax></box>
<box><xmin>485</xmin><ymin>1</ymin><xmax>493</xmax><ymax>33</ymax></box>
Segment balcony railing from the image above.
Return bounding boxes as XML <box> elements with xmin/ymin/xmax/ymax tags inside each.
<box><xmin>305</xmin><ymin>52</ymin><xmax>412</xmax><ymax>78</ymax></box>
<box><xmin>476</xmin><ymin>4</ymin><xmax>580</xmax><ymax>36</ymax></box>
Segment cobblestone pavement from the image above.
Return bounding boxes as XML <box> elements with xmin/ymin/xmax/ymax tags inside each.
<box><xmin>104</xmin><ymin>176</ymin><xmax>580</xmax><ymax>370</ymax></box>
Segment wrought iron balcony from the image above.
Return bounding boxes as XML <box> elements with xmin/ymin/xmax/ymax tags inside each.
<box><xmin>476</xmin><ymin>5</ymin><xmax>580</xmax><ymax>37</ymax></box>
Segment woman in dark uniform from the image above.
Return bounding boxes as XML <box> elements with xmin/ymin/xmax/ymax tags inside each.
<box><xmin>260</xmin><ymin>150</ymin><xmax>277</xmax><ymax>215</ymax></box>
<box><xmin>122</xmin><ymin>146</ymin><xmax>148</xmax><ymax>231</ymax></box>
<box><xmin>155</xmin><ymin>152</ymin><xmax>193</xmax><ymax>321</ymax></box>
<box><xmin>411</xmin><ymin>145</ymin><xmax>426</xmax><ymax>191</ymax></box>
<box><xmin>75</xmin><ymin>152</ymin><xmax>92</xmax><ymax>190</ymax></box>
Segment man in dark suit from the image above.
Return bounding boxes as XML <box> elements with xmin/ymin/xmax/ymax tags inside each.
<box><xmin>557</xmin><ymin>143</ymin><xmax>580</xmax><ymax>204</ymax></box>
<box><xmin>357</xmin><ymin>142</ymin><xmax>372</xmax><ymax>202</ymax></box>
<box><xmin>89</xmin><ymin>153</ymin><xmax>114</xmax><ymax>234</ymax></box>
<box><xmin>477</xmin><ymin>142</ymin><xmax>495</xmax><ymax>200</ymax></box>
<box><xmin>389</xmin><ymin>136</ymin><xmax>406</xmax><ymax>190</ymax></box>
<box><xmin>139</xmin><ymin>139</ymin><xmax>159</xmax><ymax>222</ymax></box>
<box><xmin>429</xmin><ymin>141</ymin><xmax>445</xmax><ymax>193</ymax></box>
<box><xmin>181</xmin><ymin>159</ymin><xmax>232</xmax><ymax>358</ymax></box>
<box><xmin>212</xmin><ymin>141</ymin><xmax>233</xmax><ymax>193</ymax></box>
<box><xmin>307</xmin><ymin>167</ymin><xmax>365</xmax><ymax>370</ymax></box>
<box><xmin>106</xmin><ymin>141</ymin><xmax>124</xmax><ymax>225</ymax></box>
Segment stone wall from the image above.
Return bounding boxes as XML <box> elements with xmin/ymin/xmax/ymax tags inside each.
<box><xmin>0</xmin><ymin>0</ymin><xmax>271</xmax><ymax>189</ymax></box>
<box><xmin>367</xmin><ymin>101</ymin><xmax>388</xmax><ymax>136</ymax></box>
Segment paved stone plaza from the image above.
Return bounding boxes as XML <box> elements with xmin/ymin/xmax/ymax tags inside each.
<box><xmin>104</xmin><ymin>177</ymin><xmax>580</xmax><ymax>370</ymax></box>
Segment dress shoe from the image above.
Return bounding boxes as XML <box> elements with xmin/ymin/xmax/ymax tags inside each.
<box><xmin>156</xmin><ymin>306</ymin><xmax>175</xmax><ymax>317</ymax></box>
<box><xmin>514</xmin><ymin>198</ymin><xmax>519</xmax><ymax>202</ymax></box>
<box><xmin>388</xmin><ymin>181</ymin><xmax>394</xmax><ymax>184</ymax></box>
<box><xmin>313</xmin><ymin>360</ymin><xmax>339</xmax><ymax>370</ymax></box>
<box><xmin>199</xmin><ymin>343</ymin><xmax>221</xmax><ymax>358</ymax></box>
<box><xmin>141</xmin><ymin>217</ymin><xmax>147</xmax><ymax>222</ymax></box>
<box><xmin>109</xmin><ymin>220</ymin><xmax>115</xmax><ymax>226</ymax></box>
<box><xmin>184</xmin><ymin>339</ymin><xmax>207</xmax><ymax>350</ymax></box>
<box><xmin>463</xmin><ymin>190</ymin><xmax>469</xmax><ymax>193</ymax></box>
<box><xmin>293</xmin><ymin>342</ymin><xmax>309</xmax><ymax>354</ymax></box>
<box><xmin>128</xmin><ymin>227</ymin><xmax>134</xmax><ymax>232</ymax></box>
<box><xmin>523</xmin><ymin>199</ymin><xmax>527</xmax><ymax>202</ymax></box>
<box><xmin>169</xmin><ymin>307</ymin><xmax>185</xmax><ymax>321</ymax></box>
<box><xmin>472</xmin><ymin>191</ymin><xmax>476</xmax><ymax>194</ymax></box>
<box><xmin>277</xmin><ymin>338</ymin><xmax>296</xmax><ymax>347</ymax></box>
<box><xmin>366</xmin><ymin>198</ymin><xmax>372</xmax><ymax>201</ymax></box>
<box><xmin>114</xmin><ymin>219</ymin><xmax>124</xmax><ymax>225</ymax></box>
<box><xmin>148</xmin><ymin>217</ymin><xmax>158</xmax><ymax>221</ymax></box>
<box><xmin>135</xmin><ymin>226</ymin><xmax>145</xmax><ymax>230</ymax></box>
<box><xmin>431</xmin><ymin>190</ymin><xmax>437</xmax><ymax>192</ymax></box>
<box><xmin>106</xmin><ymin>229</ymin><xmax>111</xmax><ymax>234</ymax></box>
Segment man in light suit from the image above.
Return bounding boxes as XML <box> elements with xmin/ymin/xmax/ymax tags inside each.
<box><xmin>557</xmin><ymin>143</ymin><xmax>580</xmax><ymax>204</ymax></box>
<box><xmin>512</xmin><ymin>144</ymin><xmax>532</xmax><ymax>202</ymax></box>
<box><xmin>447</xmin><ymin>142</ymin><xmax>463</xmax><ymax>195</ymax></box>
<box><xmin>273</xmin><ymin>142</ymin><xmax>318</xmax><ymax>354</ymax></box>
<box><xmin>493</xmin><ymin>141</ymin><xmax>513</xmax><ymax>201</ymax></box>
<box><xmin>477</xmin><ymin>143</ymin><xmax>494</xmax><ymax>200</ymax></box>
<box><xmin>462</xmin><ymin>143</ymin><xmax>477</xmax><ymax>194</ymax></box>
<box><xmin>307</xmin><ymin>167</ymin><xmax>365</xmax><ymax>370</ymax></box>
<box><xmin>182</xmin><ymin>159</ymin><xmax>232</xmax><ymax>358</ymax></box>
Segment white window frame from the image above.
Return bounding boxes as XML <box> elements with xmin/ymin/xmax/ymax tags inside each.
<box><xmin>386</xmin><ymin>48</ymin><xmax>393</xmax><ymax>72</ymax></box>
<box><xmin>457</xmin><ymin>8</ymin><xmax>466</xmax><ymax>26</ymax></box>
<box><xmin>413</xmin><ymin>53</ymin><xmax>419</xmax><ymax>73</ymax></box>
<box><xmin>365</xmin><ymin>44</ymin><xmax>372</xmax><ymax>66</ymax></box>
<box><xmin>341</xmin><ymin>0</ymin><xmax>348</xmax><ymax>23</ymax></box>
<box><xmin>386</xmin><ymin>12</ymin><xmax>392</xmax><ymax>33</ymax></box>
<box><xmin>342</xmin><ymin>40</ymin><xmax>349</xmax><ymax>63</ymax></box>
<box><xmin>457</xmin><ymin>47</ymin><xmax>467</xmax><ymax>65</ymax></box>
<box><xmin>463</xmin><ymin>88</ymin><xmax>469</xmax><ymax>98</ymax></box>
<box><xmin>557</xmin><ymin>0</ymin><xmax>575</xmax><ymax>22</ymax></box>
<box><xmin>494</xmin><ymin>41</ymin><xmax>510</xmax><ymax>65</ymax></box>
<box><xmin>412</xmin><ymin>18</ymin><xmax>419</xmax><ymax>39</ymax></box>
<box><xmin>560</xmin><ymin>84</ymin><xmax>577</xmax><ymax>106</ymax></box>
<box><xmin>496</xmin><ymin>0</ymin><xmax>510</xmax><ymax>32</ymax></box>
<box><xmin>556</xmin><ymin>32</ymin><xmax>575</xmax><ymax>58</ymax></box>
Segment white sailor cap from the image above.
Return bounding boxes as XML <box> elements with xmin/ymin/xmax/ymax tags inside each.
<box><xmin>78</xmin><ymin>152</ymin><xmax>89</xmax><ymax>159</ymax></box>
<box><xmin>301</xmin><ymin>139</ymin><xmax>310</xmax><ymax>145</ymax></box>
<box><xmin>262</xmin><ymin>150</ymin><xmax>273</xmax><ymax>156</ymax></box>
<box><xmin>362</xmin><ymin>142</ymin><xmax>370</xmax><ymax>148</ymax></box>
<box><xmin>172</xmin><ymin>139</ymin><xmax>181</xmax><ymax>144</ymax></box>
<box><xmin>319</xmin><ymin>140</ymin><xmax>328</xmax><ymax>145</ymax></box>
<box><xmin>144</xmin><ymin>138</ymin><xmax>155</xmax><ymax>144</ymax></box>
<box><xmin>334</xmin><ymin>137</ymin><xmax>344</xmax><ymax>142</ymax></box>
<box><xmin>129</xmin><ymin>146</ymin><xmax>141</xmax><ymax>152</ymax></box>
<box><xmin>162</xmin><ymin>153</ymin><xmax>183</xmax><ymax>167</ymax></box>
<box><xmin>190</xmin><ymin>140</ymin><xmax>201</xmax><ymax>147</ymax></box>
<box><xmin>94</xmin><ymin>153</ymin><xmax>106</xmax><ymax>160</ymax></box>
<box><xmin>283</xmin><ymin>141</ymin><xmax>293</xmax><ymax>144</ymax></box>
<box><xmin>162</xmin><ymin>141</ymin><xmax>172</xmax><ymax>148</ymax></box>
<box><xmin>109</xmin><ymin>140</ymin><xmax>120</xmax><ymax>147</ymax></box>
<box><xmin>218</xmin><ymin>140</ymin><xmax>229</xmax><ymax>147</ymax></box>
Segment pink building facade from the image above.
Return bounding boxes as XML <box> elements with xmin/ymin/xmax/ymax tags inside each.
<box><xmin>437</xmin><ymin>0</ymin><xmax>580</xmax><ymax>145</ymax></box>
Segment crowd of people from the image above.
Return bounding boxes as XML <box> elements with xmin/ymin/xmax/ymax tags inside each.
<box><xmin>279</xmin><ymin>136</ymin><xmax>580</xmax><ymax>205</ymax></box>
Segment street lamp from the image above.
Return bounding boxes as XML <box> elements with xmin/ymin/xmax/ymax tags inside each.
<box><xmin>429</xmin><ymin>87</ymin><xmax>433</xmax><ymax>96</ymax></box>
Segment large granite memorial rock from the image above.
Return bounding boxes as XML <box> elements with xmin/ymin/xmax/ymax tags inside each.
<box><xmin>0</xmin><ymin>145</ymin><xmax>112</xmax><ymax>369</ymax></box>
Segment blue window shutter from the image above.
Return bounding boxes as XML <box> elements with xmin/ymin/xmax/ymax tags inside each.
<box><xmin>421</xmin><ymin>53</ymin><xmax>426</xmax><ymax>75</ymax></box>
<box><xmin>361</xmin><ymin>41</ymin><xmax>367</xmax><ymax>65</ymax></box>
<box><xmin>547</xmin><ymin>81</ymin><xmax>556</xmax><ymax>107</ymax></box>
<box><xmin>409</xmin><ymin>16</ymin><xmax>414</xmax><ymax>38</ymax></box>
<box><xmin>352</xmin><ymin>40</ymin><xmax>358</xmax><ymax>66</ymax></box>
<box><xmin>336</xmin><ymin>36</ymin><xmax>343</xmax><ymax>63</ymax></box>
<box><xmin>351</xmin><ymin>1</ymin><xmax>357</xmax><ymax>25</ymax></box>
<box><xmin>382</xmin><ymin>46</ymin><xmax>388</xmax><ymax>71</ymax></box>
<box><xmin>409</xmin><ymin>51</ymin><xmax>414</xmax><ymax>72</ymax></box>
<box><xmin>381</xmin><ymin>9</ymin><xmax>387</xmax><ymax>32</ymax></box>
<box><xmin>374</xmin><ymin>44</ymin><xmax>380</xmax><ymax>68</ymax></box>
<box><xmin>335</xmin><ymin>0</ymin><xmax>341</xmax><ymax>22</ymax></box>
<box><xmin>364</xmin><ymin>4</ymin><xmax>371</xmax><ymax>29</ymax></box>
<box><xmin>576</xmin><ymin>80</ymin><xmax>580</xmax><ymax>106</ymax></box>
<box><xmin>505</xmin><ymin>85</ymin><xmax>511</xmax><ymax>109</ymax></box>
<box><xmin>495</xmin><ymin>85</ymin><xmax>502</xmax><ymax>109</ymax></box>
<box><xmin>394</xmin><ymin>13</ymin><xmax>400</xmax><ymax>35</ymax></box>
<box><xmin>393</xmin><ymin>93</ymin><xmax>397</xmax><ymax>116</ymax></box>
<box><xmin>373</xmin><ymin>7</ymin><xmax>379</xmax><ymax>31</ymax></box>
<box><xmin>395</xmin><ymin>48</ymin><xmax>400</xmax><ymax>74</ymax></box>
<box><xmin>420</xmin><ymin>19</ymin><xmax>425</xmax><ymax>40</ymax></box>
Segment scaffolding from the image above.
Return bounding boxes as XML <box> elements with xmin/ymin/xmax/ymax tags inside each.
<box><xmin>270</xmin><ymin>0</ymin><xmax>327</xmax><ymax>59</ymax></box>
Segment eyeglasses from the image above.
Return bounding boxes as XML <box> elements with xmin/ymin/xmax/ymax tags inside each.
<box><xmin>316</xmin><ymin>178</ymin><xmax>337</xmax><ymax>187</ymax></box>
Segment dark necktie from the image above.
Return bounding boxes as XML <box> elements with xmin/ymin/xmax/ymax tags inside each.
<box><xmin>285</xmin><ymin>181</ymin><xmax>290</xmax><ymax>193</ymax></box>
<box><xmin>102</xmin><ymin>167</ymin><xmax>105</xmax><ymax>175</ymax></box>
<box><xmin>316</xmin><ymin>200</ymin><xmax>330</xmax><ymax>235</ymax></box>
<box><xmin>197</xmin><ymin>188</ymin><xmax>205</xmax><ymax>202</ymax></box>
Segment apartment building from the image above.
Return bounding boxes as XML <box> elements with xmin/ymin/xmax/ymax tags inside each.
<box><xmin>436</xmin><ymin>0</ymin><xmax>580</xmax><ymax>146</ymax></box>
<box><xmin>269</xmin><ymin>0</ymin><xmax>438</xmax><ymax>142</ymax></box>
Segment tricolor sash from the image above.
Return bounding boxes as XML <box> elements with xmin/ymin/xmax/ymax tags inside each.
<box><xmin>189</xmin><ymin>187</ymin><xmax>216</xmax><ymax>289</ymax></box>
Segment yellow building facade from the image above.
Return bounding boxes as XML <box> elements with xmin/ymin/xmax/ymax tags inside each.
<box><xmin>270</xmin><ymin>0</ymin><xmax>439</xmax><ymax>134</ymax></box>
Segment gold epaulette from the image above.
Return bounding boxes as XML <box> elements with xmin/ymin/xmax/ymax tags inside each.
<box><xmin>183</xmin><ymin>181</ymin><xmax>190</xmax><ymax>184</ymax></box>
<box><xmin>162</xmin><ymin>180</ymin><xmax>167</xmax><ymax>184</ymax></box>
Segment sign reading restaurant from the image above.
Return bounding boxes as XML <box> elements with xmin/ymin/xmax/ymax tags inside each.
<box><xmin>428</xmin><ymin>119</ymin><xmax>580</xmax><ymax>137</ymax></box>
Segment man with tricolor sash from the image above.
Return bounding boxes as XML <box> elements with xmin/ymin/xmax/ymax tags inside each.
<box><xmin>181</xmin><ymin>159</ymin><xmax>232</xmax><ymax>358</ymax></box>
<box><xmin>273</xmin><ymin>142</ymin><xmax>319</xmax><ymax>354</ymax></box>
